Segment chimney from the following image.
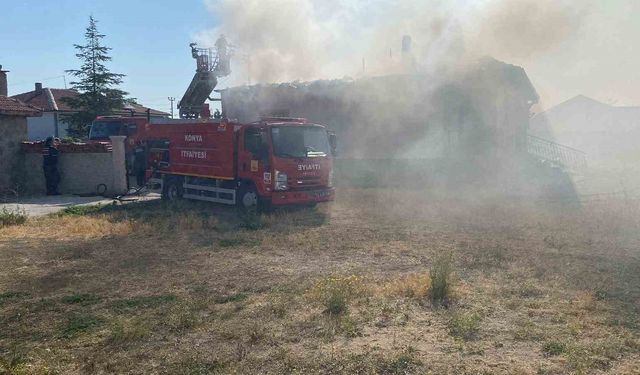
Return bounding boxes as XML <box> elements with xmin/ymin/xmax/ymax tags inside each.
<box><xmin>35</xmin><ymin>82</ymin><xmax>43</xmax><ymax>92</ymax></box>
<box><xmin>402</xmin><ymin>35</ymin><xmax>412</xmax><ymax>54</ymax></box>
<box><xmin>0</xmin><ymin>65</ymin><xmax>8</xmax><ymax>96</ymax></box>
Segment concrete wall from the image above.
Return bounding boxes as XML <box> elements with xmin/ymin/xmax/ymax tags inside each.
<box><xmin>16</xmin><ymin>136</ymin><xmax>127</xmax><ymax>197</ymax></box>
<box><xmin>27</xmin><ymin>112</ymin><xmax>69</xmax><ymax>141</ymax></box>
<box><xmin>0</xmin><ymin>115</ymin><xmax>28</xmax><ymax>194</ymax></box>
<box><xmin>22</xmin><ymin>153</ymin><xmax>113</xmax><ymax>195</ymax></box>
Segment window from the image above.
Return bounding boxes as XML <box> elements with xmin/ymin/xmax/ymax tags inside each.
<box><xmin>244</xmin><ymin>127</ymin><xmax>263</xmax><ymax>154</ymax></box>
<box><xmin>271</xmin><ymin>126</ymin><xmax>330</xmax><ymax>158</ymax></box>
<box><xmin>89</xmin><ymin>121</ymin><xmax>123</xmax><ymax>140</ymax></box>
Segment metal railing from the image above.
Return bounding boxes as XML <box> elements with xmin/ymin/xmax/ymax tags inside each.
<box><xmin>192</xmin><ymin>47</ymin><xmax>218</xmax><ymax>72</ymax></box>
<box><xmin>526</xmin><ymin>134</ymin><xmax>587</xmax><ymax>171</ymax></box>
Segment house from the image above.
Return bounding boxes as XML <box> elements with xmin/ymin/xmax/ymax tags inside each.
<box><xmin>218</xmin><ymin>57</ymin><xmax>539</xmax><ymax>160</ymax></box>
<box><xmin>218</xmin><ymin>58</ymin><xmax>580</xmax><ymax>200</ymax></box>
<box><xmin>0</xmin><ymin>66</ymin><xmax>42</xmax><ymax>192</ymax></box>
<box><xmin>530</xmin><ymin>95</ymin><xmax>640</xmax><ymax>168</ymax></box>
<box><xmin>12</xmin><ymin>82</ymin><xmax>170</xmax><ymax>141</ymax></box>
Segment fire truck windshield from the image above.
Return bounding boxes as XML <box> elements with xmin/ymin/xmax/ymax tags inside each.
<box><xmin>89</xmin><ymin>121</ymin><xmax>122</xmax><ymax>140</ymax></box>
<box><xmin>271</xmin><ymin>126</ymin><xmax>330</xmax><ymax>158</ymax></box>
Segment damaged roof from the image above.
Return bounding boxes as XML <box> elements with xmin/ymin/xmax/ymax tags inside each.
<box><xmin>469</xmin><ymin>57</ymin><xmax>540</xmax><ymax>104</ymax></box>
<box><xmin>218</xmin><ymin>57</ymin><xmax>539</xmax><ymax>104</ymax></box>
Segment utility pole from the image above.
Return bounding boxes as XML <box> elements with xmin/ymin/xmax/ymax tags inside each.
<box><xmin>168</xmin><ymin>97</ymin><xmax>175</xmax><ymax>118</ymax></box>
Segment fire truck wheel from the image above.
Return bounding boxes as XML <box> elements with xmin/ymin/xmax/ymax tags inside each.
<box><xmin>162</xmin><ymin>178</ymin><xmax>183</xmax><ymax>201</ymax></box>
<box><xmin>237</xmin><ymin>184</ymin><xmax>258</xmax><ymax>211</ymax></box>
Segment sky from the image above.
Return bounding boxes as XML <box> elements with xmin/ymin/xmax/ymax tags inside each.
<box><xmin>0</xmin><ymin>0</ymin><xmax>219</xmax><ymax>115</ymax></box>
<box><xmin>1</xmin><ymin>0</ymin><xmax>639</xmax><ymax>114</ymax></box>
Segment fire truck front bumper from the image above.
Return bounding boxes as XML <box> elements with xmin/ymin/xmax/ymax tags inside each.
<box><xmin>270</xmin><ymin>188</ymin><xmax>335</xmax><ymax>206</ymax></box>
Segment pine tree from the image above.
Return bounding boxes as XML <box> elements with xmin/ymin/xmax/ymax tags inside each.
<box><xmin>62</xmin><ymin>16</ymin><xmax>128</xmax><ymax>138</ymax></box>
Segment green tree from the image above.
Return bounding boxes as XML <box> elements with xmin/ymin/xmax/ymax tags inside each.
<box><xmin>62</xmin><ymin>16</ymin><xmax>128</xmax><ymax>138</ymax></box>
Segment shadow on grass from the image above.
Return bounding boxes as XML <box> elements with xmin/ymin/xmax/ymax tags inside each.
<box><xmin>3</xmin><ymin>198</ymin><xmax>331</xmax><ymax>308</ymax></box>
<box><xmin>56</xmin><ymin>198</ymin><xmax>331</xmax><ymax>232</ymax></box>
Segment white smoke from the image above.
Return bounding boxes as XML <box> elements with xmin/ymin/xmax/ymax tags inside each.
<box><xmin>197</xmin><ymin>0</ymin><xmax>601</xmax><ymax>105</ymax></box>
<box><xmin>197</xmin><ymin>0</ymin><xmax>474</xmax><ymax>84</ymax></box>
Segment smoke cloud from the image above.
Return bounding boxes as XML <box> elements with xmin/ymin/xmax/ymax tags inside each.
<box><xmin>200</xmin><ymin>0</ymin><xmax>327</xmax><ymax>83</ymax></box>
<box><xmin>199</xmin><ymin>0</ymin><xmax>639</xmax><ymax>200</ymax></box>
<box><xmin>199</xmin><ymin>0</ymin><xmax>594</xmax><ymax>92</ymax></box>
<box><xmin>466</xmin><ymin>0</ymin><xmax>591</xmax><ymax>60</ymax></box>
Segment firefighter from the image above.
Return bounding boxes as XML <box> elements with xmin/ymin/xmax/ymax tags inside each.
<box><xmin>42</xmin><ymin>136</ymin><xmax>61</xmax><ymax>195</ymax></box>
<box><xmin>132</xmin><ymin>141</ymin><xmax>147</xmax><ymax>187</ymax></box>
<box><xmin>215</xmin><ymin>35</ymin><xmax>228</xmax><ymax>57</ymax></box>
<box><xmin>215</xmin><ymin>34</ymin><xmax>230</xmax><ymax>75</ymax></box>
<box><xmin>190</xmin><ymin>42</ymin><xmax>208</xmax><ymax>72</ymax></box>
<box><xmin>190</xmin><ymin>42</ymin><xmax>199</xmax><ymax>59</ymax></box>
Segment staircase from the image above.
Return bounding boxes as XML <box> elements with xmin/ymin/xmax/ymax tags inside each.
<box><xmin>526</xmin><ymin>134</ymin><xmax>587</xmax><ymax>172</ymax></box>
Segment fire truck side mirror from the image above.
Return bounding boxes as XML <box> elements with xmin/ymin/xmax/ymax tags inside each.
<box><xmin>328</xmin><ymin>132</ymin><xmax>337</xmax><ymax>156</ymax></box>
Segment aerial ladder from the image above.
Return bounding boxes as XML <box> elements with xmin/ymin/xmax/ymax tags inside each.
<box><xmin>178</xmin><ymin>36</ymin><xmax>232</xmax><ymax>119</ymax></box>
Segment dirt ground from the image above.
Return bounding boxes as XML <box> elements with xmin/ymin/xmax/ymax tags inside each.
<box><xmin>0</xmin><ymin>188</ymin><xmax>639</xmax><ymax>374</ymax></box>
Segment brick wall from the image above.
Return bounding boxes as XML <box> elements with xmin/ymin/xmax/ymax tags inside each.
<box><xmin>0</xmin><ymin>115</ymin><xmax>28</xmax><ymax>194</ymax></box>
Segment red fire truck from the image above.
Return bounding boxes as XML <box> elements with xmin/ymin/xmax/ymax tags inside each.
<box><xmin>90</xmin><ymin>116</ymin><xmax>336</xmax><ymax>210</ymax></box>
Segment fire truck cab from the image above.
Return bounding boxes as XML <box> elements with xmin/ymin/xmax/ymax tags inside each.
<box><xmin>91</xmin><ymin>116</ymin><xmax>336</xmax><ymax>210</ymax></box>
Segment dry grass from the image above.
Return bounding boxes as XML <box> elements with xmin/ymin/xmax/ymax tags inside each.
<box><xmin>383</xmin><ymin>273</ymin><xmax>431</xmax><ymax>300</ymax></box>
<box><xmin>0</xmin><ymin>206</ymin><xmax>27</xmax><ymax>228</ymax></box>
<box><xmin>0</xmin><ymin>214</ymin><xmax>138</xmax><ymax>240</ymax></box>
<box><xmin>308</xmin><ymin>275</ymin><xmax>367</xmax><ymax>316</ymax></box>
<box><xmin>1</xmin><ymin>189</ymin><xmax>639</xmax><ymax>374</ymax></box>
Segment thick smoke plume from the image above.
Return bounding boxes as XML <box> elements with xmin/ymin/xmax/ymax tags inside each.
<box><xmin>466</xmin><ymin>0</ymin><xmax>590</xmax><ymax>60</ymax></box>
<box><xmin>197</xmin><ymin>0</ymin><xmax>603</xmax><ymax>201</ymax></box>
<box><xmin>199</xmin><ymin>0</ymin><xmax>592</xmax><ymax>89</ymax></box>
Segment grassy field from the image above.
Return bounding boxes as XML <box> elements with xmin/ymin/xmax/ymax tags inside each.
<box><xmin>0</xmin><ymin>188</ymin><xmax>639</xmax><ymax>374</ymax></box>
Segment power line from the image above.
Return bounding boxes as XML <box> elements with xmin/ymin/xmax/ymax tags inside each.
<box><xmin>8</xmin><ymin>75</ymin><xmax>67</xmax><ymax>88</ymax></box>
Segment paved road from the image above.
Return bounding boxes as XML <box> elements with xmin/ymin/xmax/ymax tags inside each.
<box><xmin>0</xmin><ymin>194</ymin><xmax>160</xmax><ymax>217</ymax></box>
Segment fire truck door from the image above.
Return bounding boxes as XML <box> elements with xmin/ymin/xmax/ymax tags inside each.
<box><xmin>238</xmin><ymin>127</ymin><xmax>269</xmax><ymax>191</ymax></box>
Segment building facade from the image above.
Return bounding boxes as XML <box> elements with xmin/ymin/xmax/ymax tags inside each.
<box><xmin>0</xmin><ymin>95</ymin><xmax>41</xmax><ymax>194</ymax></box>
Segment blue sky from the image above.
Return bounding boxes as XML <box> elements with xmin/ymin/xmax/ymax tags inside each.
<box><xmin>0</xmin><ymin>0</ymin><xmax>220</xmax><ymax>114</ymax></box>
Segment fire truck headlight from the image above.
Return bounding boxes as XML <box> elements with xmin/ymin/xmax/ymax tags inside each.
<box><xmin>275</xmin><ymin>170</ymin><xmax>288</xmax><ymax>191</ymax></box>
<box><xmin>328</xmin><ymin>168</ymin><xmax>334</xmax><ymax>188</ymax></box>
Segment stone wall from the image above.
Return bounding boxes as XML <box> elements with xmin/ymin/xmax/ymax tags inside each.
<box><xmin>0</xmin><ymin>115</ymin><xmax>28</xmax><ymax>194</ymax></box>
